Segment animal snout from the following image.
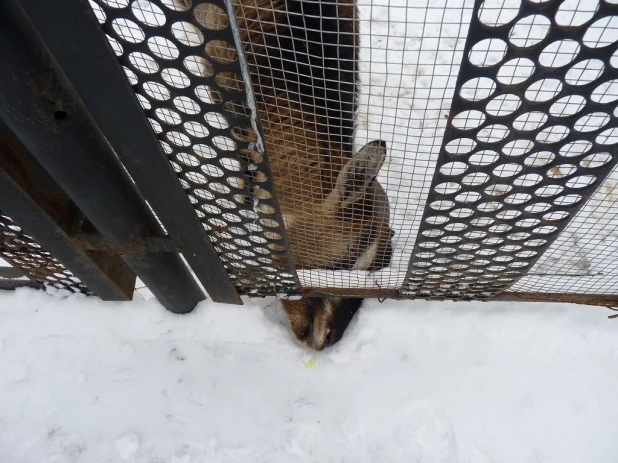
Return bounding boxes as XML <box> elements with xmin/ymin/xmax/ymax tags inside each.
<box><xmin>312</xmin><ymin>330</ymin><xmax>340</xmax><ymax>351</ymax></box>
<box><xmin>304</xmin><ymin>324</ymin><xmax>343</xmax><ymax>352</ymax></box>
<box><xmin>290</xmin><ymin>305</ymin><xmax>339</xmax><ymax>351</ymax></box>
<box><xmin>282</xmin><ymin>297</ymin><xmax>363</xmax><ymax>351</ymax></box>
<box><xmin>295</xmin><ymin>325</ymin><xmax>339</xmax><ymax>351</ymax></box>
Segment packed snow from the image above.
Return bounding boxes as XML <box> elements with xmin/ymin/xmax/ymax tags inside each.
<box><xmin>1</xmin><ymin>287</ymin><xmax>618</xmax><ymax>463</ymax></box>
<box><xmin>3</xmin><ymin>1</ymin><xmax>618</xmax><ymax>461</ymax></box>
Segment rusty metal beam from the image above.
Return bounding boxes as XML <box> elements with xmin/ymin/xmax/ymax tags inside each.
<box><xmin>497</xmin><ymin>292</ymin><xmax>618</xmax><ymax>308</ymax></box>
<box><xmin>0</xmin><ymin>127</ymin><xmax>136</xmax><ymax>299</ymax></box>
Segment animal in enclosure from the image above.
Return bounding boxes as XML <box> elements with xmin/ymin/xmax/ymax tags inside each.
<box><xmin>192</xmin><ymin>0</ymin><xmax>394</xmax><ymax>350</ymax></box>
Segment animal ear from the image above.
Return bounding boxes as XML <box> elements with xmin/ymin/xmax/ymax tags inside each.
<box><xmin>335</xmin><ymin>140</ymin><xmax>387</xmax><ymax>207</ymax></box>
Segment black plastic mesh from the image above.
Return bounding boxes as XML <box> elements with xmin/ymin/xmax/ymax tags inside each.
<box><xmin>202</xmin><ymin>0</ymin><xmax>475</xmax><ymax>292</ymax></box>
<box><xmin>403</xmin><ymin>0</ymin><xmax>618</xmax><ymax>299</ymax></box>
<box><xmin>88</xmin><ymin>0</ymin><xmax>618</xmax><ymax>300</ymax></box>
<box><xmin>90</xmin><ymin>0</ymin><xmax>299</xmax><ymax>296</ymax></box>
<box><xmin>0</xmin><ymin>211</ymin><xmax>92</xmax><ymax>294</ymax></box>
<box><xmin>512</xmin><ymin>166</ymin><xmax>618</xmax><ymax>295</ymax></box>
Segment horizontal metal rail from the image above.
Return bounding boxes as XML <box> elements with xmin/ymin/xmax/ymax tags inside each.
<box><xmin>0</xmin><ymin>267</ymin><xmax>43</xmax><ymax>290</ymax></box>
<box><xmin>0</xmin><ymin>268</ymin><xmax>28</xmax><ymax>280</ymax></box>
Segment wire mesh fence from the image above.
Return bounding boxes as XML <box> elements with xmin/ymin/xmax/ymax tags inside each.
<box><xmin>481</xmin><ymin>0</ymin><xmax>618</xmax><ymax>298</ymax></box>
<box><xmin>402</xmin><ymin>0</ymin><xmax>618</xmax><ymax>299</ymax></box>
<box><xmin>88</xmin><ymin>0</ymin><xmax>474</xmax><ymax>295</ymax></box>
<box><xmin>229</xmin><ymin>0</ymin><xmax>476</xmax><ymax>292</ymax></box>
<box><xmin>0</xmin><ymin>212</ymin><xmax>92</xmax><ymax>294</ymax></box>
<box><xmin>77</xmin><ymin>0</ymin><xmax>618</xmax><ymax>301</ymax></box>
<box><xmin>90</xmin><ymin>0</ymin><xmax>300</xmax><ymax>297</ymax></box>
<box><xmin>512</xmin><ymin>168</ymin><xmax>618</xmax><ymax>295</ymax></box>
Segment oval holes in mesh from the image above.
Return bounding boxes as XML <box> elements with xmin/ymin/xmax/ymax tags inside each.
<box><xmin>0</xmin><ymin>213</ymin><xmax>92</xmax><ymax>294</ymax></box>
<box><xmin>404</xmin><ymin>0</ymin><xmax>618</xmax><ymax>299</ymax></box>
<box><xmin>91</xmin><ymin>0</ymin><xmax>297</xmax><ymax>295</ymax></box>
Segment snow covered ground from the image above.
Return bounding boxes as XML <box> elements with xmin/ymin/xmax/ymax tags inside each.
<box><xmin>3</xmin><ymin>2</ymin><xmax>618</xmax><ymax>460</ymax></box>
<box><xmin>1</xmin><ymin>288</ymin><xmax>618</xmax><ymax>463</ymax></box>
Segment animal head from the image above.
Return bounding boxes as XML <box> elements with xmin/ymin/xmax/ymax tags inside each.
<box><xmin>171</xmin><ymin>0</ymin><xmax>394</xmax><ymax>350</ymax></box>
<box><xmin>282</xmin><ymin>140</ymin><xmax>393</xmax><ymax>273</ymax></box>
<box><xmin>282</xmin><ymin>296</ymin><xmax>364</xmax><ymax>351</ymax></box>
<box><xmin>281</xmin><ymin>140</ymin><xmax>394</xmax><ymax>350</ymax></box>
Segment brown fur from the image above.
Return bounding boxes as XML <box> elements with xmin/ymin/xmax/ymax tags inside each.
<box><xmin>195</xmin><ymin>0</ymin><xmax>392</xmax><ymax>349</ymax></box>
<box><xmin>200</xmin><ymin>0</ymin><xmax>356</xmax><ymax>204</ymax></box>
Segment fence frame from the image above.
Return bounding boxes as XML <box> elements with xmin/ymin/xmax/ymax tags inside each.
<box><xmin>12</xmin><ymin>0</ymin><xmax>242</xmax><ymax>305</ymax></box>
<box><xmin>0</xmin><ymin>0</ymin><xmax>616</xmax><ymax>307</ymax></box>
<box><xmin>0</xmin><ymin>0</ymin><xmax>226</xmax><ymax>312</ymax></box>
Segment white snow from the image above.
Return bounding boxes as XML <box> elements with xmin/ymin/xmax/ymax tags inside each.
<box><xmin>4</xmin><ymin>362</ymin><xmax>29</xmax><ymax>383</ymax></box>
<box><xmin>1</xmin><ymin>287</ymin><xmax>618</xmax><ymax>462</ymax></box>
<box><xmin>5</xmin><ymin>3</ymin><xmax>618</xmax><ymax>460</ymax></box>
<box><xmin>115</xmin><ymin>433</ymin><xmax>140</xmax><ymax>460</ymax></box>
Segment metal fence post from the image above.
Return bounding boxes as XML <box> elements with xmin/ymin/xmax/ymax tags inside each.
<box><xmin>0</xmin><ymin>5</ymin><xmax>204</xmax><ymax>313</ymax></box>
<box><xmin>14</xmin><ymin>0</ymin><xmax>242</xmax><ymax>304</ymax></box>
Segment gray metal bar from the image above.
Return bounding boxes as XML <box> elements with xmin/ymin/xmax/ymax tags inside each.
<box><xmin>0</xmin><ymin>280</ymin><xmax>44</xmax><ymax>291</ymax></box>
<box><xmin>0</xmin><ymin>267</ymin><xmax>28</xmax><ymax>280</ymax></box>
<box><xmin>0</xmin><ymin>3</ymin><xmax>204</xmax><ymax>313</ymax></box>
<box><xmin>16</xmin><ymin>0</ymin><xmax>242</xmax><ymax>304</ymax></box>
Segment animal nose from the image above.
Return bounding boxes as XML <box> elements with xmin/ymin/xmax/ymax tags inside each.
<box><xmin>310</xmin><ymin>329</ymin><xmax>335</xmax><ymax>351</ymax></box>
<box><xmin>311</xmin><ymin>334</ymin><xmax>327</xmax><ymax>351</ymax></box>
<box><xmin>322</xmin><ymin>329</ymin><xmax>343</xmax><ymax>349</ymax></box>
<box><xmin>324</xmin><ymin>331</ymin><xmax>334</xmax><ymax>348</ymax></box>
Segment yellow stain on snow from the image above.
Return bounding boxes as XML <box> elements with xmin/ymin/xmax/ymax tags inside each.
<box><xmin>302</xmin><ymin>357</ymin><xmax>317</xmax><ymax>369</ymax></box>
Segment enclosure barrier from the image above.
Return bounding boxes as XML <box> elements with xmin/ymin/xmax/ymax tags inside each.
<box><xmin>404</xmin><ymin>0</ymin><xmax>618</xmax><ymax>300</ymax></box>
<box><xmin>0</xmin><ymin>0</ymin><xmax>617</xmax><ymax>309</ymax></box>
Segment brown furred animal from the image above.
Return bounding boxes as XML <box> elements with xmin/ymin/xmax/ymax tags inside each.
<box><xmin>194</xmin><ymin>0</ymin><xmax>393</xmax><ymax>350</ymax></box>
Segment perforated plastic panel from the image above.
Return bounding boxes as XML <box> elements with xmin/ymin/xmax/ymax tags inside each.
<box><xmin>87</xmin><ymin>0</ymin><xmax>618</xmax><ymax>301</ymax></box>
<box><xmin>403</xmin><ymin>0</ymin><xmax>618</xmax><ymax>299</ymax></box>
<box><xmin>0</xmin><ymin>212</ymin><xmax>92</xmax><ymax>294</ymax></box>
<box><xmin>90</xmin><ymin>0</ymin><xmax>299</xmax><ymax>296</ymax></box>
<box><xmin>512</xmin><ymin>164</ymin><xmax>618</xmax><ymax>295</ymax></box>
